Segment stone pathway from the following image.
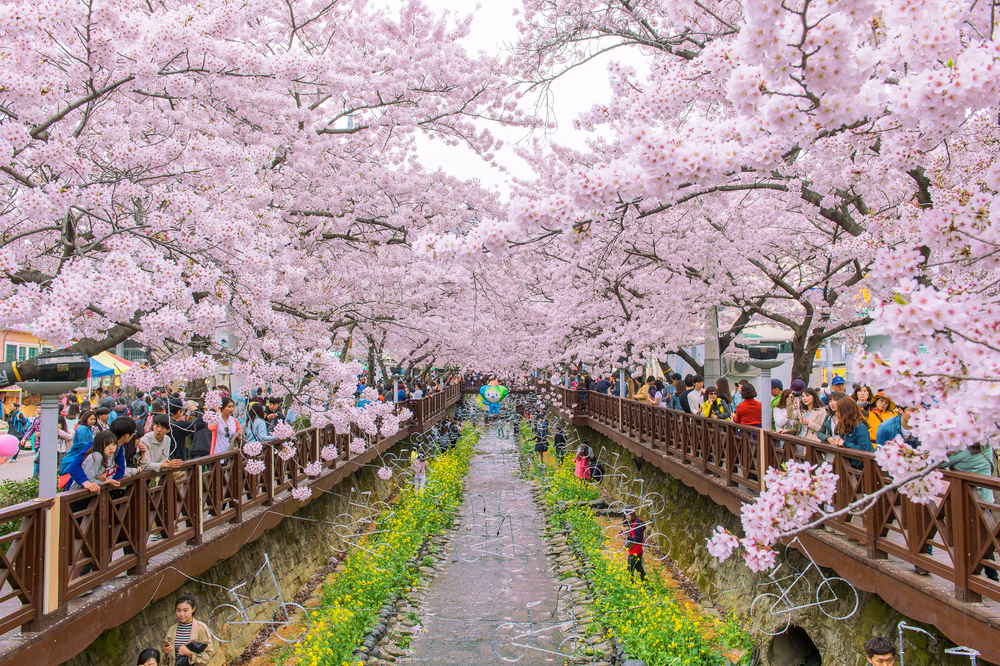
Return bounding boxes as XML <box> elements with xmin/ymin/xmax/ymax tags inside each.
<box><xmin>398</xmin><ymin>426</ymin><xmax>570</xmax><ymax>665</ymax></box>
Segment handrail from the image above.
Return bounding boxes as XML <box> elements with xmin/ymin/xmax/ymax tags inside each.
<box><xmin>0</xmin><ymin>384</ymin><xmax>461</xmax><ymax>640</ymax></box>
<box><xmin>549</xmin><ymin>384</ymin><xmax>1000</xmax><ymax>605</ymax></box>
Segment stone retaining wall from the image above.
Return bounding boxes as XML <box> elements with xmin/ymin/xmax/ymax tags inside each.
<box><xmin>572</xmin><ymin>425</ymin><xmax>992</xmax><ymax>666</ymax></box>
<box><xmin>61</xmin><ymin>440</ymin><xmax>411</xmax><ymax>666</ymax></box>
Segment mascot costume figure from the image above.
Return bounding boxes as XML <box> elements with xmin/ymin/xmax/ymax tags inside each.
<box><xmin>479</xmin><ymin>383</ymin><xmax>509</xmax><ymax>415</ymax></box>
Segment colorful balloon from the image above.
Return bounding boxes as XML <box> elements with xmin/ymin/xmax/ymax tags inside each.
<box><xmin>0</xmin><ymin>434</ymin><xmax>20</xmax><ymax>457</ymax></box>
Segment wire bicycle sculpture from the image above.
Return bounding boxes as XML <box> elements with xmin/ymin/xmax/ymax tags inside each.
<box><xmin>453</xmin><ymin>493</ymin><xmax>531</xmax><ymax>571</ymax></box>
<box><xmin>208</xmin><ymin>553</ymin><xmax>310</xmax><ymax>644</ymax></box>
<box><xmin>325</xmin><ymin>487</ymin><xmax>399</xmax><ymax>571</ymax></box>
<box><xmin>749</xmin><ymin>537</ymin><xmax>859</xmax><ymax>635</ymax></box>
<box><xmin>490</xmin><ymin>583</ymin><xmax>592</xmax><ymax>664</ymax></box>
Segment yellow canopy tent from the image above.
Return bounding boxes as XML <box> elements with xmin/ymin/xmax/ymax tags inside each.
<box><xmin>91</xmin><ymin>351</ymin><xmax>132</xmax><ymax>375</ymax></box>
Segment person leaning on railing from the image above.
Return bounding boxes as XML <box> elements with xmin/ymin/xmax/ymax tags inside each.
<box><xmin>946</xmin><ymin>439</ymin><xmax>999</xmax><ymax>582</ymax></box>
<box><xmin>732</xmin><ymin>383</ymin><xmax>761</xmax><ymax>426</ymax></box>
<box><xmin>826</xmin><ymin>397</ymin><xmax>874</xmax><ymax>469</ymax></box>
<box><xmin>701</xmin><ymin>387</ymin><xmax>732</xmax><ymax>420</ymax></box>
<box><xmin>817</xmin><ymin>393</ymin><xmax>843</xmax><ymax>444</ymax></box>
<box><xmin>798</xmin><ymin>389</ymin><xmax>826</xmax><ymax>441</ymax></box>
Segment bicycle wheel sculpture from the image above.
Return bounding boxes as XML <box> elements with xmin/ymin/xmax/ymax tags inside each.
<box><xmin>816</xmin><ymin>576</ymin><xmax>859</xmax><ymax>620</ymax></box>
<box><xmin>272</xmin><ymin>601</ymin><xmax>311</xmax><ymax>642</ymax></box>
<box><xmin>750</xmin><ymin>593</ymin><xmax>791</xmax><ymax>635</ymax></box>
<box><xmin>209</xmin><ymin>603</ymin><xmax>248</xmax><ymax>643</ymax></box>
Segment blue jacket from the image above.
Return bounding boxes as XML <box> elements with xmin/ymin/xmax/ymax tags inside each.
<box><xmin>595</xmin><ymin>379</ymin><xmax>611</xmax><ymax>394</ymax></box>
<box><xmin>841</xmin><ymin>422</ymin><xmax>873</xmax><ymax>469</ymax></box>
<box><xmin>842</xmin><ymin>423</ymin><xmax>874</xmax><ymax>454</ymax></box>
<box><xmin>876</xmin><ymin>415</ymin><xmax>920</xmax><ymax>448</ymax></box>
<box><xmin>246</xmin><ymin>418</ymin><xmax>274</xmax><ymax>443</ymax></box>
<box><xmin>61</xmin><ymin>426</ymin><xmax>125</xmax><ymax>486</ymax></box>
<box><xmin>60</xmin><ymin>425</ymin><xmax>95</xmax><ymax>474</ymax></box>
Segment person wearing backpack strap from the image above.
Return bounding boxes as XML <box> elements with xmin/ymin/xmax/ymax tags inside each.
<box><xmin>5</xmin><ymin>405</ymin><xmax>29</xmax><ymax>460</ymax></box>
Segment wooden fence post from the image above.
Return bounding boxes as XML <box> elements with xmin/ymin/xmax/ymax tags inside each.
<box><xmin>952</xmin><ymin>477</ymin><xmax>982</xmax><ymax>602</ymax></box>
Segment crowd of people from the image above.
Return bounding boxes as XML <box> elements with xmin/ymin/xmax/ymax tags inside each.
<box><xmin>0</xmin><ymin>387</ymin><xmax>302</xmax><ymax>485</ymax></box>
<box><xmin>552</xmin><ymin>368</ymin><xmax>998</xmax><ymax>579</ymax></box>
<box><xmin>2</xmin><ymin>374</ymin><xmax>464</xmax><ymax>475</ymax></box>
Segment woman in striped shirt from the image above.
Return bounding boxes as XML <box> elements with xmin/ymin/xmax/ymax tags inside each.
<box><xmin>162</xmin><ymin>593</ymin><xmax>214</xmax><ymax>665</ymax></box>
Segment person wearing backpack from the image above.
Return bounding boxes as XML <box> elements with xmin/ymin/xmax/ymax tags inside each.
<box><xmin>4</xmin><ymin>404</ymin><xmax>29</xmax><ymax>461</ymax></box>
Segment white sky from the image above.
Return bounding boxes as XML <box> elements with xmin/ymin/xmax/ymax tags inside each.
<box><xmin>415</xmin><ymin>0</ymin><xmax>631</xmax><ymax>197</ymax></box>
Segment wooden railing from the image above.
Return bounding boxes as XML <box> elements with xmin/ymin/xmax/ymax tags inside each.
<box><xmin>551</xmin><ymin>385</ymin><xmax>1000</xmax><ymax>606</ymax></box>
<box><xmin>0</xmin><ymin>384</ymin><xmax>461</xmax><ymax>639</ymax></box>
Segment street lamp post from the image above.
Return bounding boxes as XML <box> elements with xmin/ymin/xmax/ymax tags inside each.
<box><xmin>751</xmin><ymin>360</ymin><xmax>783</xmax><ymax>432</ymax></box>
<box><xmin>748</xmin><ymin>345</ymin><xmax>782</xmax><ymax>493</ymax></box>
<box><xmin>16</xmin><ymin>352</ymin><xmax>89</xmax><ymax>498</ymax></box>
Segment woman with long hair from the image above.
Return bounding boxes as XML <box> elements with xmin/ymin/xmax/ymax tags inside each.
<box><xmin>818</xmin><ymin>393</ymin><xmax>842</xmax><ymax>443</ymax></box>
<box><xmin>245</xmin><ymin>401</ymin><xmax>274</xmax><ymax>445</ymax></box>
<box><xmin>798</xmin><ymin>389</ymin><xmax>826</xmax><ymax>441</ymax></box>
<box><xmin>64</xmin><ymin>395</ymin><xmax>81</xmax><ymax>432</ymax></box>
<box><xmin>670</xmin><ymin>379</ymin><xmax>685</xmax><ymax>410</ymax></box>
<box><xmin>852</xmin><ymin>385</ymin><xmax>875</xmax><ymax>413</ymax></box>
<box><xmin>715</xmin><ymin>378</ymin><xmax>733</xmax><ymax>406</ymax></box>
<box><xmin>829</xmin><ymin>397</ymin><xmax>874</xmax><ymax>468</ymax></box>
<box><xmin>773</xmin><ymin>389</ymin><xmax>801</xmax><ymax>435</ymax></box>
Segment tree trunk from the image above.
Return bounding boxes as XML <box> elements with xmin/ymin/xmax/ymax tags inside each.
<box><xmin>184</xmin><ymin>334</ymin><xmax>210</xmax><ymax>402</ymax></box>
<box><xmin>366</xmin><ymin>343</ymin><xmax>376</xmax><ymax>386</ymax></box>
<box><xmin>673</xmin><ymin>349</ymin><xmax>704</xmax><ymax>377</ymax></box>
<box><xmin>790</xmin><ymin>349</ymin><xmax>817</xmax><ymax>385</ymax></box>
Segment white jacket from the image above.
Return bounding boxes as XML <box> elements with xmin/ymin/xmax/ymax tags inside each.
<box><xmin>138</xmin><ymin>430</ymin><xmax>174</xmax><ymax>472</ymax></box>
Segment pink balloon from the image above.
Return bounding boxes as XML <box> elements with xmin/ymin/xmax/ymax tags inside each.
<box><xmin>0</xmin><ymin>434</ymin><xmax>19</xmax><ymax>457</ymax></box>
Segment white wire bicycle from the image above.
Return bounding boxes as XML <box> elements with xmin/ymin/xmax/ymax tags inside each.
<box><xmin>209</xmin><ymin>553</ymin><xmax>310</xmax><ymax>644</ymax></box>
<box><xmin>749</xmin><ymin>537</ymin><xmax>859</xmax><ymax>635</ymax></box>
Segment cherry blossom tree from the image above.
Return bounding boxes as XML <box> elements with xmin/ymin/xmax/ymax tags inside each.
<box><xmin>415</xmin><ymin>0</ymin><xmax>1000</xmax><ymax>567</ymax></box>
<box><xmin>0</xmin><ymin>0</ymin><xmax>533</xmax><ymax>407</ymax></box>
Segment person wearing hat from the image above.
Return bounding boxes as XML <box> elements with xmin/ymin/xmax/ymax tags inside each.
<box><xmin>866</xmin><ymin>392</ymin><xmax>898</xmax><ymax>443</ymax></box>
<box><xmin>824</xmin><ymin>376</ymin><xmax>847</xmax><ymax>405</ymax></box>
<box><xmin>770</xmin><ymin>379</ymin><xmax>783</xmax><ymax>426</ymax></box>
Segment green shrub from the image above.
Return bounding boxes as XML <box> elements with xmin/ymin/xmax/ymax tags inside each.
<box><xmin>0</xmin><ymin>478</ymin><xmax>39</xmax><ymax>552</ymax></box>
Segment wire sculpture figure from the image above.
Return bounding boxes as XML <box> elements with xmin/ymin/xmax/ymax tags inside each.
<box><xmin>208</xmin><ymin>553</ymin><xmax>310</xmax><ymax>644</ymax></box>
<box><xmin>749</xmin><ymin>537</ymin><xmax>859</xmax><ymax>635</ymax></box>
<box><xmin>326</xmin><ymin>487</ymin><xmax>398</xmax><ymax>571</ymax></box>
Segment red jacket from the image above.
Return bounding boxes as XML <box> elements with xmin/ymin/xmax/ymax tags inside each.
<box><xmin>624</xmin><ymin>518</ymin><xmax>645</xmax><ymax>556</ymax></box>
<box><xmin>734</xmin><ymin>399</ymin><xmax>762</xmax><ymax>426</ymax></box>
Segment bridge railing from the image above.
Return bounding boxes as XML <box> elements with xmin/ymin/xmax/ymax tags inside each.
<box><xmin>550</xmin><ymin>385</ymin><xmax>1000</xmax><ymax>605</ymax></box>
<box><xmin>0</xmin><ymin>384</ymin><xmax>461</xmax><ymax>639</ymax></box>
